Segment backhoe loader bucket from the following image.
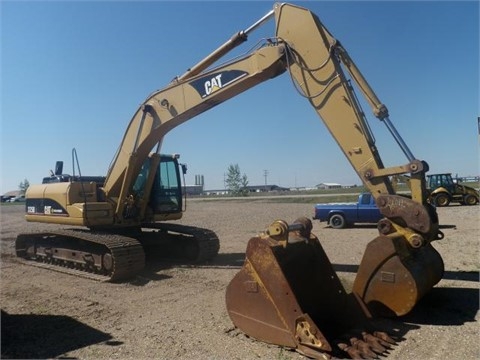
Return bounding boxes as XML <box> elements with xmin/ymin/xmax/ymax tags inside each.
<box><xmin>226</xmin><ymin>217</ymin><xmax>398</xmax><ymax>359</ymax></box>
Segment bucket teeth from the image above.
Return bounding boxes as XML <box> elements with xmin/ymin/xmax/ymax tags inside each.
<box><xmin>336</xmin><ymin>328</ymin><xmax>397</xmax><ymax>359</ymax></box>
<box><xmin>352</xmin><ymin>336</ymin><xmax>385</xmax><ymax>354</ymax></box>
<box><xmin>373</xmin><ymin>331</ymin><xmax>396</xmax><ymax>345</ymax></box>
<box><xmin>351</xmin><ymin>339</ymin><xmax>379</xmax><ymax>359</ymax></box>
<box><xmin>337</xmin><ymin>342</ymin><xmax>377</xmax><ymax>359</ymax></box>
<box><xmin>362</xmin><ymin>331</ymin><xmax>393</xmax><ymax>350</ymax></box>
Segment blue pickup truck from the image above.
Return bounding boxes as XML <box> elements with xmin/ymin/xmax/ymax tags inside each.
<box><xmin>313</xmin><ymin>193</ymin><xmax>383</xmax><ymax>229</ymax></box>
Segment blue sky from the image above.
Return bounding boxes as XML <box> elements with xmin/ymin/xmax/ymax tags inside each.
<box><xmin>1</xmin><ymin>0</ymin><xmax>479</xmax><ymax>193</ymax></box>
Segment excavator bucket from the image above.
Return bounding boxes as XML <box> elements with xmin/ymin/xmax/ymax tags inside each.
<box><xmin>353</xmin><ymin>234</ymin><xmax>444</xmax><ymax>317</ymax></box>
<box><xmin>226</xmin><ymin>218</ymin><xmax>398</xmax><ymax>359</ymax></box>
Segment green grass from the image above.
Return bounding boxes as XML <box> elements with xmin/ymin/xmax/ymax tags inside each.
<box><xmin>462</xmin><ymin>180</ymin><xmax>479</xmax><ymax>189</ymax></box>
<box><xmin>263</xmin><ymin>194</ymin><xmax>359</xmax><ymax>204</ymax></box>
<box><xmin>191</xmin><ymin>191</ymin><xmax>363</xmax><ymax>204</ymax></box>
<box><xmin>0</xmin><ymin>202</ymin><xmax>24</xmax><ymax>206</ymax></box>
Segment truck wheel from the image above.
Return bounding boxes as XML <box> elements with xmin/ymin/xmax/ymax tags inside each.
<box><xmin>329</xmin><ymin>214</ymin><xmax>346</xmax><ymax>229</ymax></box>
<box><xmin>434</xmin><ymin>193</ymin><xmax>450</xmax><ymax>207</ymax></box>
<box><xmin>464</xmin><ymin>194</ymin><xmax>478</xmax><ymax>206</ymax></box>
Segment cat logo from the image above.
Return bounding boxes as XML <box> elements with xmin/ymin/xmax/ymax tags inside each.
<box><xmin>189</xmin><ymin>70</ymin><xmax>248</xmax><ymax>98</ymax></box>
<box><xmin>204</xmin><ymin>74</ymin><xmax>223</xmax><ymax>96</ymax></box>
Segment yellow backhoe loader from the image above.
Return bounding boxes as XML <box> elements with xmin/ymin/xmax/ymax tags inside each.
<box><xmin>16</xmin><ymin>3</ymin><xmax>445</xmax><ymax>358</ymax></box>
<box><xmin>427</xmin><ymin>173</ymin><xmax>479</xmax><ymax>206</ymax></box>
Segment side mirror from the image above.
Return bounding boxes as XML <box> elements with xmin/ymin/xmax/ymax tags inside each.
<box><xmin>181</xmin><ymin>164</ymin><xmax>188</xmax><ymax>175</ymax></box>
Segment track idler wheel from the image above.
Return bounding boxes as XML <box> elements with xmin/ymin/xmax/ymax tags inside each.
<box><xmin>226</xmin><ymin>217</ymin><xmax>397</xmax><ymax>359</ymax></box>
<box><xmin>102</xmin><ymin>253</ymin><xmax>114</xmax><ymax>273</ymax></box>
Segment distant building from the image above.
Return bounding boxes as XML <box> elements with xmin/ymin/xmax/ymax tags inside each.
<box><xmin>246</xmin><ymin>185</ymin><xmax>289</xmax><ymax>193</ymax></box>
<box><xmin>203</xmin><ymin>189</ymin><xmax>230</xmax><ymax>196</ymax></box>
<box><xmin>2</xmin><ymin>190</ymin><xmax>22</xmax><ymax>197</ymax></box>
<box><xmin>457</xmin><ymin>176</ymin><xmax>479</xmax><ymax>182</ymax></box>
<box><xmin>184</xmin><ymin>185</ymin><xmax>204</xmax><ymax>196</ymax></box>
<box><xmin>184</xmin><ymin>174</ymin><xmax>206</xmax><ymax>196</ymax></box>
<box><xmin>315</xmin><ymin>182</ymin><xmax>342</xmax><ymax>190</ymax></box>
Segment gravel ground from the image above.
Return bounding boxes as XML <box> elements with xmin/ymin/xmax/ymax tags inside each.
<box><xmin>1</xmin><ymin>200</ymin><xmax>479</xmax><ymax>359</ymax></box>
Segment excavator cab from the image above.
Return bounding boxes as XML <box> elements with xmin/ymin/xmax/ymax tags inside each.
<box><xmin>150</xmin><ymin>157</ymin><xmax>183</xmax><ymax>214</ymax></box>
<box><xmin>132</xmin><ymin>154</ymin><xmax>185</xmax><ymax>218</ymax></box>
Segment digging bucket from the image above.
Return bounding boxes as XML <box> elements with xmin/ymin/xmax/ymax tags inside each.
<box><xmin>352</xmin><ymin>234</ymin><xmax>444</xmax><ymax>317</ymax></box>
<box><xmin>226</xmin><ymin>217</ymin><xmax>398</xmax><ymax>359</ymax></box>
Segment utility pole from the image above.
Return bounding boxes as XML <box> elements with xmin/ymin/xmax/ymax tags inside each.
<box><xmin>263</xmin><ymin>169</ymin><xmax>269</xmax><ymax>191</ymax></box>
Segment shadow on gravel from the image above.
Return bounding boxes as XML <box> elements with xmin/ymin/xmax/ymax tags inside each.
<box><xmin>1</xmin><ymin>310</ymin><xmax>118</xmax><ymax>359</ymax></box>
<box><xmin>442</xmin><ymin>270</ymin><xmax>479</xmax><ymax>282</ymax></box>
<box><xmin>439</xmin><ymin>224</ymin><xmax>458</xmax><ymax>229</ymax></box>
<box><xmin>146</xmin><ymin>252</ymin><xmax>245</xmax><ymax>270</ymax></box>
<box><xmin>330</xmin><ymin>281</ymin><xmax>480</xmax><ymax>354</ymax></box>
<box><xmin>333</xmin><ymin>264</ymin><xmax>479</xmax><ymax>283</ymax></box>
<box><xmin>321</xmin><ymin>223</ymin><xmax>458</xmax><ymax>230</ymax></box>
<box><xmin>400</xmin><ymin>286</ymin><xmax>479</xmax><ymax>326</ymax></box>
<box><xmin>210</xmin><ymin>252</ymin><xmax>245</xmax><ymax>267</ymax></box>
<box><xmin>133</xmin><ymin>252</ymin><xmax>246</xmax><ymax>285</ymax></box>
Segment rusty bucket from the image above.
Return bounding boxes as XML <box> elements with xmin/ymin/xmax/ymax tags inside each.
<box><xmin>353</xmin><ymin>234</ymin><xmax>444</xmax><ymax>317</ymax></box>
<box><xmin>225</xmin><ymin>218</ymin><xmax>397</xmax><ymax>359</ymax></box>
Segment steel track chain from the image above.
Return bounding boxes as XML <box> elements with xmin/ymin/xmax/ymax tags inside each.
<box><xmin>144</xmin><ymin>223</ymin><xmax>220</xmax><ymax>262</ymax></box>
<box><xmin>16</xmin><ymin>229</ymin><xmax>145</xmax><ymax>282</ymax></box>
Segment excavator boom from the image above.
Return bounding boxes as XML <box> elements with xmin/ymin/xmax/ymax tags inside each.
<box><xmin>103</xmin><ymin>2</ymin><xmax>439</xmax><ymax>241</ymax></box>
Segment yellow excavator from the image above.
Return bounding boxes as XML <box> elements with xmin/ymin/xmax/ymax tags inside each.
<box><xmin>16</xmin><ymin>3</ymin><xmax>445</xmax><ymax>358</ymax></box>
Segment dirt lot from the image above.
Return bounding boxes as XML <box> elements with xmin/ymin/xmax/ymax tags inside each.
<box><xmin>1</xmin><ymin>199</ymin><xmax>479</xmax><ymax>359</ymax></box>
